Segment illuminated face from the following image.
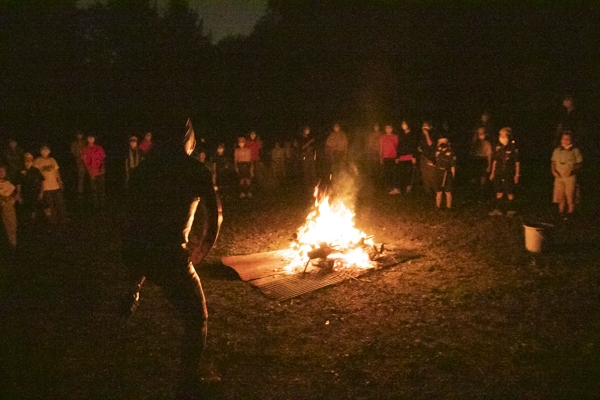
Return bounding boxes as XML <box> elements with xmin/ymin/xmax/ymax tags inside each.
<box><xmin>562</xmin><ymin>98</ymin><xmax>573</xmax><ymax>109</ymax></box>
<box><xmin>333</xmin><ymin>124</ymin><xmax>340</xmax><ymax>132</ymax></box>
<box><xmin>24</xmin><ymin>154</ymin><xmax>34</xmax><ymax>168</ymax></box>
<box><xmin>499</xmin><ymin>134</ymin><xmax>509</xmax><ymax>146</ymax></box>
<box><xmin>129</xmin><ymin>139</ymin><xmax>138</xmax><ymax>149</ymax></box>
<box><xmin>217</xmin><ymin>146</ymin><xmax>224</xmax><ymax>155</ymax></box>
<box><xmin>87</xmin><ymin>136</ymin><xmax>95</xmax><ymax>145</ymax></box>
<box><xmin>238</xmin><ymin>139</ymin><xmax>245</xmax><ymax>148</ymax></box>
<box><xmin>199</xmin><ymin>152</ymin><xmax>207</xmax><ymax>162</ymax></box>
<box><xmin>40</xmin><ymin>147</ymin><xmax>51</xmax><ymax>157</ymax></box>
<box><xmin>401</xmin><ymin>121</ymin><xmax>409</xmax><ymax>132</ymax></box>
<box><xmin>477</xmin><ymin>128</ymin><xmax>486</xmax><ymax>140</ymax></box>
<box><xmin>144</xmin><ymin>132</ymin><xmax>152</xmax><ymax>141</ymax></box>
<box><xmin>303</xmin><ymin>127</ymin><xmax>310</xmax><ymax>136</ymax></box>
<box><xmin>385</xmin><ymin>125</ymin><xmax>393</xmax><ymax>134</ymax></box>
<box><xmin>561</xmin><ymin>134</ymin><xmax>572</xmax><ymax>148</ymax></box>
<box><xmin>250</xmin><ymin>132</ymin><xmax>256</xmax><ymax>140</ymax></box>
<box><xmin>0</xmin><ymin>167</ymin><xmax>6</xmax><ymax>179</ymax></box>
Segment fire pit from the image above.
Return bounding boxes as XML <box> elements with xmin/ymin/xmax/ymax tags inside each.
<box><xmin>222</xmin><ymin>185</ymin><xmax>420</xmax><ymax>300</ymax></box>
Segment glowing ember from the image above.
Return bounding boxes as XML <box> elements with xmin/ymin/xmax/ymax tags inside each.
<box><xmin>284</xmin><ymin>185</ymin><xmax>376</xmax><ymax>274</ymax></box>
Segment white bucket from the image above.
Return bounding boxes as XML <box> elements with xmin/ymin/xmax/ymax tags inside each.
<box><xmin>523</xmin><ymin>223</ymin><xmax>553</xmax><ymax>253</ymax></box>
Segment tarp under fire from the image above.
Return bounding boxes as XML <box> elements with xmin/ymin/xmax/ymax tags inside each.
<box><xmin>222</xmin><ymin>247</ymin><xmax>420</xmax><ymax>301</ymax></box>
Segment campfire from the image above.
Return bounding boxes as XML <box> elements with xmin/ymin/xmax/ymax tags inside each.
<box><xmin>284</xmin><ymin>185</ymin><xmax>381</xmax><ymax>274</ymax></box>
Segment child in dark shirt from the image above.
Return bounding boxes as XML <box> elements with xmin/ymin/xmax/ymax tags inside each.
<box><xmin>489</xmin><ymin>127</ymin><xmax>520</xmax><ymax>216</ymax></box>
<box><xmin>434</xmin><ymin>137</ymin><xmax>456</xmax><ymax>210</ymax></box>
<box><xmin>18</xmin><ymin>152</ymin><xmax>44</xmax><ymax>222</ymax></box>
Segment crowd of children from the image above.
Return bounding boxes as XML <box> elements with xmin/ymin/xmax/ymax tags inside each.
<box><xmin>0</xmin><ymin>94</ymin><xmax>594</xmax><ymax>249</ymax></box>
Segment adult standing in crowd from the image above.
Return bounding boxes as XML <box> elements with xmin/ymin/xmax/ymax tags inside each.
<box><xmin>81</xmin><ymin>134</ymin><xmax>106</xmax><ymax>210</ymax></box>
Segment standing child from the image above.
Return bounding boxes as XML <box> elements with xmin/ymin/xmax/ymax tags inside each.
<box><xmin>434</xmin><ymin>137</ymin><xmax>456</xmax><ymax>210</ymax></box>
<box><xmin>211</xmin><ymin>143</ymin><xmax>232</xmax><ymax>195</ymax></box>
<box><xmin>0</xmin><ymin>165</ymin><xmax>18</xmax><ymax>248</ymax></box>
<box><xmin>396</xmin><ymin>120</ymin><xmax>418</xmax><ymax>194</ymax></box>
<box><xmin>125</xmin><ymin>135</ymin><xmax>142</xmax><ymax>187</ymax></box>
<box><xmin>271</xmin><ymin>141</ymin><xmax>286</xmax><ymax>186</ymax></box>
<box><xmin>234</xmin><ymin>137</ymin><xmax>253</xmax><ymax>198</ymax></box>
<box><xmin>551</xmin><ymin>131</ymin><xmax>583</xmax><ymax>218</ymax></box>
<box><xmin>246</xmin><ymin>131</ymin><xmax>263</xmax><ymax>187</ymax></box>
<box><xmin>489</xmin><ymin>127</ymin><xmax>520</xmax><ymax>216</ymax></box>
<box><xmin>379</xmin><ymin>124</ymin><xmax>399</xmax><ymax>194</ymax></box>
<box><xmin>18</xmin><ymin>153</ymin><xmax>44</xmax><ymax>223</ymax></box>
<box><xmin>81</xmin><ymin>134</ymin><xmax>106</xmax><ymax>209</ymax></box>
<box><xmin>34</xmin><ymin>145</ymin><xmax>67</xmax><ymax>224</ymax></box>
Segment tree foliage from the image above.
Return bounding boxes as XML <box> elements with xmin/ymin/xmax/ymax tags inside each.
<box><xmin>1</xmin><ymin>1</ymin><xmax>597</xmax><ymax>147</ymax></box>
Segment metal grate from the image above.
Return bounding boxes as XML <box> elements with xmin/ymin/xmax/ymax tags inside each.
<box><xmin>222</xmin><ymin>249</ymin><xmax>420</xmax><ymax>301</ymax></box>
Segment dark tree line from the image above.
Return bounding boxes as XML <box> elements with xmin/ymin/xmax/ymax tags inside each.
<box><xmin>1</xmin><ymin>1</ymin><xmax>599</xmax><ymax>154</ymax></box>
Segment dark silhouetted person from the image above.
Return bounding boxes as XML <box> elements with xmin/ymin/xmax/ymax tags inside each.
<box><xmin>122</xmin><ymin>119</ymin><xmax>221</xmax><ymax>397</ymax></box>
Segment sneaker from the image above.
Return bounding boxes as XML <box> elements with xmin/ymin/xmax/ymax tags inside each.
<box><xmin>506</xmin><ymin>210</ymin><xmax>517</xmax><ymax>216</ymax></box>
<box><xmin>489</xmin><ymin>209</ymin><xmax>503</xmax><ymax>216</ymax></box>
<box><xmin>388</xmin><ymin>188</ymin><xmax>400</xmax><ymax>195</ymax></box>
<box><xmin>239</xmin><ymin>193</ymin><xmax>246</xmax><ymax>198</ymax></box>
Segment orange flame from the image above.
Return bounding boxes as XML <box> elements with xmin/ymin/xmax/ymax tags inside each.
<box><xmin>285</xmin><ymin>185</ymin><xmax>375</xmax><ymax>273</ymax></box>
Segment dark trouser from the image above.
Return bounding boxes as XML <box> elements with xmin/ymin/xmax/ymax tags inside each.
<box><xmin>382</xmin><ymin>158</ymin><xmax>396</xmax><ymax>190</ymax></box>
<box><xmin>124</xmin><ymin>244</ymin><xmax>208</xmax><ymax>384</ymax></box>
<box><xmin>42</xmin><ymin>189</ymin><xmax>67</xmax><ymax>224</ymax></box>
<box><xmin>397</xmin><ymin>160</ymin><xmax>414</xmax><ymax>191</ymax></box>
<box><xmin>76</xmin><ymin>163</ymin><xmax>86</xmax><ymax>194</ymax></box>
<box><xmin>89</xmin><ymin>174</ymin><xmax>106</xmax><ymax>209</ymax></box>
<box><xmin>420</xmin><ymin>158</ymin><xmax>437</xmax><ymax>194</ymax></box>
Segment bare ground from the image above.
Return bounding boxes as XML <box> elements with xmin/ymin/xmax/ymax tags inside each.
<box><xmin>2</xmin><ymin>163</ymin><xmax>600</xmax><ymax>399</ymax></box>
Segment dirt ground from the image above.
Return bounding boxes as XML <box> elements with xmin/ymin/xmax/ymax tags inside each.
<box><xmin>2</xmin><ymin>161</ymin><xmax>600</xmax><ymax>399</ymax></box>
